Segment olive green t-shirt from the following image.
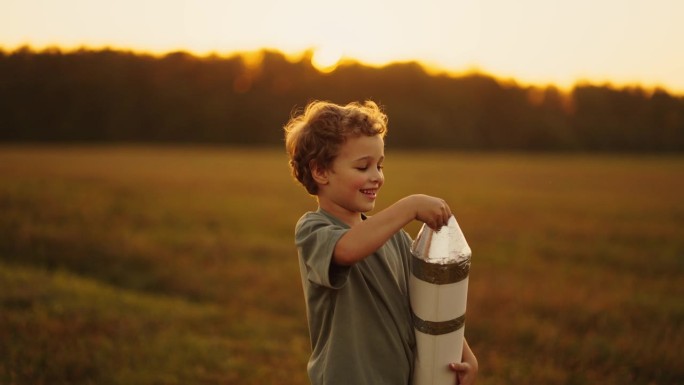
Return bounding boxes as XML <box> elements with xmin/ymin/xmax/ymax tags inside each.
<box><xmin>295</xmin><ymin>208</ymin><xmax>416</xmax><ymax>385</ymax></box>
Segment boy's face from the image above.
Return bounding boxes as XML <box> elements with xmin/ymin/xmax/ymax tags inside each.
<box><xmin>315</xmin><ymin>134</ymin><xmax>385</xmax><ymax>225</ymax></box>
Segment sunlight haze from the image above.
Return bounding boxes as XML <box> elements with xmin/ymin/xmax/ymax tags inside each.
<box><xmin>2</xmin><ymin>0</ymin><xmax>683</xmax><ymax>92</ymax></box>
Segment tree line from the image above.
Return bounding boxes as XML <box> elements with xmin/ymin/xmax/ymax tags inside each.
<box><xmin>1</xmin><ymin>46</ymin><xmax>682</xmax><ymax>151</ymax></box>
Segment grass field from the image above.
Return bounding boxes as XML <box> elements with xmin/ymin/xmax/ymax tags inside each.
<box><xmin>0</xmin><ymin>145</ymin><xmax>682</xmax><ymax>385</ymax></box>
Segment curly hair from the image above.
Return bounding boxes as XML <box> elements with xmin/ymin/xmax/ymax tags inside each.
<box><xmin>284</xmin><ymin>100</ymin><xmax>388</xmax><ymax>195</ymax></box>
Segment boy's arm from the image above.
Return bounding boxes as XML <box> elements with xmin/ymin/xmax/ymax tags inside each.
<box><xmin>333</xmin><ymin>194</ymin><xmax>451</xmax><ymax>265</ymax></box>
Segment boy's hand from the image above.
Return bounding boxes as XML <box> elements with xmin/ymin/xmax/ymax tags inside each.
<box><xmin>409</xmin><ymin>194</ymin><xmax>452</xmax><ymax>231</ymax></box>
<box><xmin>449</xmin><ymin>362</ymin><xmax>477</xmax><ymax>385</ymax></box>
<box><xmin>449</xmin><ymin>338</ymin><xmax>478</xmax><ymax>385</ymax></box>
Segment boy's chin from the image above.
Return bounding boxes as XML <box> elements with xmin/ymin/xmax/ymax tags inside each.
<box><xmin>361</xmin><ymin>203</ymin><xmax>376</xmax><ymax>213</ymax></box>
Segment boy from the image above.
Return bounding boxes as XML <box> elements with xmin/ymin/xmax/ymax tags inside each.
<box><xmin>284</xmin><ymin>100</ymin><xmax>477</xmax><ymax>385</ymax></box>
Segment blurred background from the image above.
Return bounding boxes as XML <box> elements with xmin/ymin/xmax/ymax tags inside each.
<box><xmin>1</xmin><ymin>1</ymin><xmax>682</xmax><ymax>384</ymax></box>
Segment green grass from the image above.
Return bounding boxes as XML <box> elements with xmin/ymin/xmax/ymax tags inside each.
<box><xmin>0</xmin><ymin>145</ymin><xmax>682</xmax><ymax>384</ymax></box>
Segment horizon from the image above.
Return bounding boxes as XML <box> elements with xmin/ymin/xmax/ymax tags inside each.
<box><xmin>3</xmin><ymin>0</ymin><xmax>683</xmax><ymax>94</ymax></box>
<box><xmin>3</xmin><ymin>44</ymin><xmax>682</xmax><ymax>97</ymax></box>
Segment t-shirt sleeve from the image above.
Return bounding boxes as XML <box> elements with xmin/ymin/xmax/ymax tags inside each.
<box><xmin>295</xmin><ymin>213</ymin><xmax>351</xmax><ymax>289</ymax></box>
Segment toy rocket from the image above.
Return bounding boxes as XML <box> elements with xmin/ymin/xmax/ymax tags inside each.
<box><xmin>410</xmin><ymin>216</ymin><xmax>471</xmax><ymax>385</ymax></box>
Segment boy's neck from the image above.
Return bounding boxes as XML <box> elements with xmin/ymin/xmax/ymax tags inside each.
<box><xmin>318</xmin><ymin>204</ymin><xmax>365</xmax><ymax>227</ymax></box>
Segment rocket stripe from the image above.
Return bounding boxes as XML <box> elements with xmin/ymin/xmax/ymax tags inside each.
<box><xmin>412</xmin><ymin>313</ymin><xmax>466</xmax><ymax>335</ymax></box>
<box><xmin>411</xmin><ymin>254</ymin><xmax>470</xmax><ymax>285</ymax></box>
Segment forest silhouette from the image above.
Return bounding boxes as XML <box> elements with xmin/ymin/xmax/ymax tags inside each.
<box><xmin>1</xmin><ymin>46</ymin><xmax>682</xmax><ymax>151</ymax></box>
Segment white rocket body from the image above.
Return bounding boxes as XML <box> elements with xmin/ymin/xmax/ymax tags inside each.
<box><xmin>410</xmin><ymin>216</ymin><xmax>471</xmax><ymax>385</ymax></box>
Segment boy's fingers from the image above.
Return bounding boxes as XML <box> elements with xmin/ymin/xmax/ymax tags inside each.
<box><xmin>438</xmin><ymin>201</ymin><xmax>451</xmax><ymax>228</ymax></box>
<box><xmin>449</xmin><ymin>362</ymin><xmax>467</xmax><ymax>372</ymax></box>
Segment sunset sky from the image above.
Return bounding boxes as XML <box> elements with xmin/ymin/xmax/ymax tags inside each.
<box><xmin>3</xmin><ymin>0</ymin><xmax>683</xmax><ymax>92</ymax></box>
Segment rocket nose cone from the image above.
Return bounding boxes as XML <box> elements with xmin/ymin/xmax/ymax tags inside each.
<box><xmin>411</xmin><ymin>216</ymin><xmax>471</xmax><ymax>263</ymax></box>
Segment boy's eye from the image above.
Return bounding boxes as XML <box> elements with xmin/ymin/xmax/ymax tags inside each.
<box><xmin>355</xmin><ymin>165</ymin><xmax>383</xmax><ymax>172</ymax></box>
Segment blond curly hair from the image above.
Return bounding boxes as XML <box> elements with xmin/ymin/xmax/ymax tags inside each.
<box><xmin>284</xmin><ymin>100</ymin><xmax>388</xmax><ymax>195</ymax></box>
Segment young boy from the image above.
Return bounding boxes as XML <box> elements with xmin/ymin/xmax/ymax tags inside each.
<box><xmin>284</xmin><ymin>100</ymin><xmax>478</xmax><ymax>385</ymax></box>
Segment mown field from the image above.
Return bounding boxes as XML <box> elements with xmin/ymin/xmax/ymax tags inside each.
<box><xmin>0</xmin><ymin>146</ymin><xmax>682</xmax><ymax>385</ymax></box>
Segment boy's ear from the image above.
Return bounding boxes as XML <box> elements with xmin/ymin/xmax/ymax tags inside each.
<box><xmin>310</xmin><ymin>160</ymin><xmax>329</xmax><ymax>185</ymax></box>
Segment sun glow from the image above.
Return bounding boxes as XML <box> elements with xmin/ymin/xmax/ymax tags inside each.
<box><xmin>311</xmin><ymin>46</ymin><xmax>344</xmax><ymax>73</ymax></box>
<box><xmin>2</xmin><ymin>0</ymin><xmax>683</xmax><ymax>92</ymax></box>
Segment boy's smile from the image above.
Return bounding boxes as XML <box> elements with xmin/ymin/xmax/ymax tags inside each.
<box><xmin>360</xmin><ymin>188</ymin><xmax>378</xmax><ymax>199</ymax></box>
<box><xmin>315</xmin><ymin>134</ymin><xmax>385</xmax><ymax>226</ymax></box>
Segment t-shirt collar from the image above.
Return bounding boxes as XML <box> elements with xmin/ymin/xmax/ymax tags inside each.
<box><xmin>316</xmin><ymin>207</ymin><xmax>367</xmax><ymax>228</ymax></box>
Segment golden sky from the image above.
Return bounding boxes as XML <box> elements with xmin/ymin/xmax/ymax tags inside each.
<box><xmin>3</xmin><ymin>0</ymin><xmax>683</xmax><ymax>92</ymax></box>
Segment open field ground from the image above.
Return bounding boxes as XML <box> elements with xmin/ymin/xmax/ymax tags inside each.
<box><xmin>0</xmin><ymin>146</ymin><xmax>682</xmax><ymax>384</ymax></box>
